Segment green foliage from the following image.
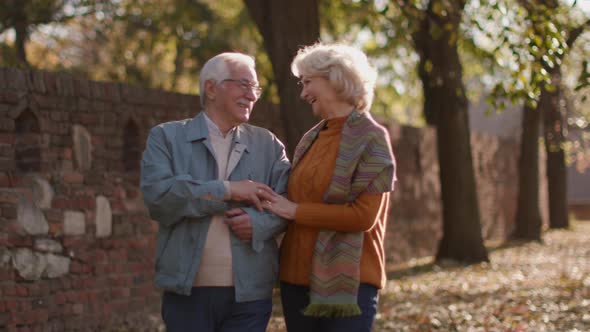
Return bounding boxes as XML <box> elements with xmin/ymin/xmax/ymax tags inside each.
<box><xmin>68</xmin><ymin>0</ymin><xmax>267</xmax><ymax>95</ymax></box>
<box><xmin>0</xmin><ymin>0</ymin><xmax>98</xmax><ymax>66</ymax></box>
<box><xmin>319</xmin><ymin>1</ymin><xmax>424</xmax><ymax>126</ymax></box>
<box><xmin>478</xmin><ymin>0</ymin><xmax>586</xmax><ymax>110</ymax></box>
<box><xmin>0</xmin><ymin>0</ymin><xmax>66</xmax><ymax>33</ymax></box>
<box><xmin>0</xmin><ymin>0</ymin><xmax>273</xmax><ymax>97</ymax></box>
<box><xmin>1</xmin><ymin>0</ymin><xmax>587</xmax><ymax>128</ymax></box>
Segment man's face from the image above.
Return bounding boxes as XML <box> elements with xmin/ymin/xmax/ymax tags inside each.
<box><xmin>208</xmin><ymin>63</ymin><xmax>260</xmax><ymax>127</ymax></box>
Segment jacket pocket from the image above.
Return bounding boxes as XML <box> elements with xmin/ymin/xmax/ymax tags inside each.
<box><xmin>156</xmin><ymin>222</ymin><xmax>189</xmax><ymax>275</ymax></box>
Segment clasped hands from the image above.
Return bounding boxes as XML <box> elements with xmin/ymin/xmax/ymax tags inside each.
<box><xmin>224</xmin><ymin>180</ymin><xmax>297</xmax><ymax>241</ymax></box>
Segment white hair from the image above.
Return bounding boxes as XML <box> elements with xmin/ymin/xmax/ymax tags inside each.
<box><xmin>291</xmin><ymin>43</ymin><xmax>377</xmax><ymax>113</ymax></box>
<box><xmin>199</xmin><ymin>52</ymin><xmax>256</xmax><ymax>107</ymax></box>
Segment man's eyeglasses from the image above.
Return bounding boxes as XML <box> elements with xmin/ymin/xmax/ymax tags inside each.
<box><xmin>221</xmin><ymin>79</ymin><xmax>263</xmax><ymax>99</ymax></box>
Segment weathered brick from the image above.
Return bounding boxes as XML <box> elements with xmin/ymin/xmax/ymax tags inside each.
<box><xmin>26</xmin><ymin>71</ymin><xmax>46</xmax><ymax>93</ymax></box>
<box><xmin>110</xmin><ymin>288</ymin><xmax>130</xmax><ymax>298</ymax></box>
<box><xmin>104</xmin><ymin>83</ymin><xmax>121</xmax><ymax>102</ymax></box>
<box><xmin>1</xmin><ymin>204</ymin><xmax>17</xmax><ymax>219</ymax></box>
<box><xmin>53</xmin><ymin>292</ymin><xmax>66</xmax><ymax>305</ymax></box>
<box><xmin>0</xmin><ymin>190</ymin><xmax>19</xmax><ymax>204</ymax></box>
<box><xmin>4</xmin><ymin>299</ymin><xmax>17</xmax><ymax>311</ymax></box>
<box><xmin>5</xmin><ymin>68</ymin><xmax>26</xmax><ymax>90</ymax></box>
<box><xmin>72</xmin><ymin>303</ymin><xmax>84</xmax><ymax>315</ymax></box>
<box><xmin>76</xmin><ymin>97</ymin><xmax>90</xmax><ymax>112</ymax></box>
<box><xmin>0</xmin><ymin>118</ymin><xmax>15</xmax><ymax>132</ymax></box>
<box><xmin>62</xmin><ymin>172</ymin><xmax>84</xmax><ymax>185</ymax></box>
<box><xmin>0</xmin><ymin>133</ymin><xmax>15</xmax><ymax>145</ymax></box>
<box><xmin>15</xmin><ymin>284</ymin><xmax>28</xmax><ymax>296</ymax></box>
<box><xmin>26</xmin><ymin>285</ymin><xmax>42</xmax><ymax>297</ymax></box>
<box><xmin>0</xmin><ymin>158</ymin><xmax>15</xmax><ymax>172</ymax></box>
<box><xmin>19</xmin><ymin>299</ymin><xmax>32</xmax><ymax>311</ymax></box>
<box><xmin>49</xmin><ymin>111</ymin><xmax>67</xmax><ymax>122</ymax></box>
<box><xmin>51</xmin><ymin>197</ymin><xmax>72</xmax><ymax>209</ymax></box>
<box><xmin>76</xmin><ymin>113</ymin><xmax>99</xmax><ymax>126</ymax></box>
<box><xmin>73</xmin><ymin>78</ymin><xmax>90</xmax><ymax>98</ymax></box>
<box><xmin>43</xmin><ymin>209</ymin><xmax>62</xmax><ymax>223</ymax></box>
<box><xmin>56</xmin><ymin>73</ymin><xmax>75</xmax><ymax>96</ymax></box>
<box><xmin>6</xmin><ymin>236</ymin><xmax>33</xmax><ymax>246</ymax></box>
<box><xmin>0</xmin><ymin>68</ymin><xmax>6</xmax><ymax>89</ymax></box>
<box><xmin>0</xmin><ymin>90</ymin><xmax>23</xmax><ymax>104</ymax></box>
<box><xmin>0</xmin><ymin>144</ymin><xmax>13</xmax><ymax>158</ymax></box>
<box><xmin>31</xmin><ymin>94</ymin><xmax>57</xmax><ymax>109</ymax></box>
<box><xmin>69</xmin><ymin>262</ymin><xmax>86</xmax><ymax>274</ymax></box>
<box><xmin>42</xmin><ymin>72</ymin><xmax>58</xmax><ymax>94</ymax></box>
<box><xmin>0</xmin><ymin>312</ymin><xmax>10</xmax><ymax>326</ymax></box>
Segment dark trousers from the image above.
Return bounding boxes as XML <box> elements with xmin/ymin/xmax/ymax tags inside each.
<box><xmin>161</xmin><ymin>287</ymin><xmax>272</xmax><ymax>332</ymax></box>
<box><xmin>280</xmin><ymin>282</ymin><xmax>379</xmax><ymax>332</ymax></box>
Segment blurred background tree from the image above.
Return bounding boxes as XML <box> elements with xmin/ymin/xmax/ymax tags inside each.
<box><xmin>0</xmin><ymin>0</ymin><xmax>98</xmax><ymax>67</ymax></box>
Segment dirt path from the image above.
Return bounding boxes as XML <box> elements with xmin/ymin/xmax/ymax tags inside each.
<box><xmin>267</xmin><ymin>222</ymin><xmax>590</xmax><ymax>332</ymax></box>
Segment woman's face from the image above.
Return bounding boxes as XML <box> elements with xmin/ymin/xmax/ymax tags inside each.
<box><xmin>298</xmin><ymin>75</ymin><xmax>341</xmax><ymax>119</ymax></box>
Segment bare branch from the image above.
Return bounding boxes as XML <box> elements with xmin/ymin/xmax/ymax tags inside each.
<box><xmin>567</xmin><ymin>18</ymin><xmax>590</xmax><ymax>48</ymax></box>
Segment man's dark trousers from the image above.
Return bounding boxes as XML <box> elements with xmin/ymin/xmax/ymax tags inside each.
<box><xmin>161</xmin><ymin>287</ymin><xmax>272</xmax><ymax>332</ymax></box>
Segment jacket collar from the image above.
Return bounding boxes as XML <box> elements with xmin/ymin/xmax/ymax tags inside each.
<box><xmin>185</xmin><ymin>112</ymin><xmax>209</xmax><ymax>142</ymax></box>
<box><xmin>185</xmin><ymin>111</ymin><xmax>249</xmax><ymax>153</ymax></box>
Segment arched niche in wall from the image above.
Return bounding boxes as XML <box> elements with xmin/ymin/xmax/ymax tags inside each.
<box><xmin>15</xmin><ymin>109</ymin><xmax>42</xmax><ymax>173</ymax></box>
<box><xmin>123</xmin><ymin>119</ymin><xmax>141</xmax><ymax>172</ymax></box>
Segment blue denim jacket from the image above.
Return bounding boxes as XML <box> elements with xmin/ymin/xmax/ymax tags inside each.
<box><xmin>140</xmin><ymin>112</ymin><xmax>290</xmax><ymax>301</ymax></box>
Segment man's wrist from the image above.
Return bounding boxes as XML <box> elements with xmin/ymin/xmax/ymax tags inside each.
<box><xmin>223</xmin><ymin>181</ymin><xmax>232</xmax><ymax>200</ymax></box>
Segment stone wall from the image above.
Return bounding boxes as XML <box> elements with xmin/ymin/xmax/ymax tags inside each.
<box><xmin>0</xmin><ymin>68</ymin><xmax>547</xmax><ymax>330</ymax></box>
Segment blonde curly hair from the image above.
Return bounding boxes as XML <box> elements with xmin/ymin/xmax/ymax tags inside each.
<box><xmin>291</xmin><ymin>42</ymin><xmax>377</xmax><ymax>113</ymax></box>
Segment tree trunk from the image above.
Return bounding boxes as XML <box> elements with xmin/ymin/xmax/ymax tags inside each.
<box><xmin>172</xmin><ymin>39</ymin><xmax>185</xmax><ymax>91</ymax></box>
<box><xmin>513</xmin><ymin>103</ymin><xmax>543</xmax><ymax>240</ymax></box>
<box><xmin>413</xmin><ymin>2</ymin><xmax>488</xmax><ymax>263</ymax></box>
<box><xmin>542</xmin><ymin>70</ymin><xmax>569</xmax><ymax>229</ymax></box>
<box><xmin>536</xmin><ymin>16</ymin><xmax>590</xmax><ymax>230</ymax></box>
<box><xmin>243</xmin><ymin>0</ymin><xmax>319</xmax><ymax>156</ymax></box>
<box><xmin>12</xmin><ymin>0</ymin><xmax>29</xmax><ymax>67</ymax></box>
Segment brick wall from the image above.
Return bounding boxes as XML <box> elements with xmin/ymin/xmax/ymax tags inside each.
<box><xmin>0</xmin><ymin>67</ymin><xmax>547</xmax><ymax>331</ymax></box>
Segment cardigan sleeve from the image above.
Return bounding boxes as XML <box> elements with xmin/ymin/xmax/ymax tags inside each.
<box><xmin>294</xmin><ymin>192</ymin><xmax>388</xmax><ymax>232</ymax></box>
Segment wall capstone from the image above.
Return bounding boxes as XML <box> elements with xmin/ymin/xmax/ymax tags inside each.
<box><xmin>0</xmin><ymin>247</ymin><xmax>11</xmax><ymax>267</ymax></box>
<box><xmin>34</xmin><ymin>238</ymin><xmax>63</xmax><ymax>253</ymax></box>
<box><xmin>95</xmin><ymin>195</ymin><xmax>112</xmax><ymax>237</ymax></box>
<box><xmin>17</xmin><ymin>195</ymin><xmax>49</xmax><ymax>235</ymax></box>
<box><xmin>24</xmin><ymin>175</ymin><xmax>54</xmax><ymax>209</ymax></box>
<box><xmin>13</xmin><ymin>248</ymin><xmax>47</xmax><ymax>280</ymax></box>
<box><xmin>45</xmin><ymin>253</ymin><xmax>70</xmax><ymax>278</ymax></box>
<box><xmin>72</xmin><ymin>124</ymin><xmax>92</xmax><ymax>171</ymax></box>
<box><xmin>63</xmin><ymin>210</ymin><xmax>85</xmax><ymax>235</ymax></box>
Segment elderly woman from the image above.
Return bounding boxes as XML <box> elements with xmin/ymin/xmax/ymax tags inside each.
<box><xmin>263</xmin><ymin>43</ymin><xmax>396</xmax><ymax>332</ymax></box>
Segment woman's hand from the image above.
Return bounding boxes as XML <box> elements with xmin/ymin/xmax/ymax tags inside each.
<box><xmin>262</xmin><ymin>195</ymin><xmax>297</xmax><ymax>220</ymax></box>
<box><xmin>229</xmin><ymin>180</ymin><xmax>276</xmax><ymax>211</ymax></box>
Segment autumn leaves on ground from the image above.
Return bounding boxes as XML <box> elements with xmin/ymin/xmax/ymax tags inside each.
<box><xmin>267</xmin><ymin>221</ymin><xmax>590</xmax><ymax>332</ymax></box>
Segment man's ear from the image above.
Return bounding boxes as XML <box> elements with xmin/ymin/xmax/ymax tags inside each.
<box><xmin>204</xmin><ymin>80</ymin><xmax>217</xmax><ymax>102</ymax></box>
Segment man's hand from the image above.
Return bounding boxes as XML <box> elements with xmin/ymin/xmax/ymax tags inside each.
<box><xmin>225</xmin><ymin>208</ymin><xmax>253</xmax><ymax>242</ymax></box>
<box><xmin>229</xmin><ymin>180</ymin><xmax>276</xmax><ymax>211</ymax></box>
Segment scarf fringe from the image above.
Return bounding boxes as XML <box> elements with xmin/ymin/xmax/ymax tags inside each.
<box><xmin>302</xmin><ymin>303</ymin><xmax>362</xmax><ymax>318</ymax></box>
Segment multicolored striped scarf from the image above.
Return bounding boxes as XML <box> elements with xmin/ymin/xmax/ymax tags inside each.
<box><xmin>291</xmin><ymin>111</ymin><xmax>395</xmax><ymax>317</ymax></box>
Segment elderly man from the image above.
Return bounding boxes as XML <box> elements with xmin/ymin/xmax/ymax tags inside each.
<box><xmin>140</xmin><ymin>52</ymin><xmax>290</xmax><ymax>332</ymax></box>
